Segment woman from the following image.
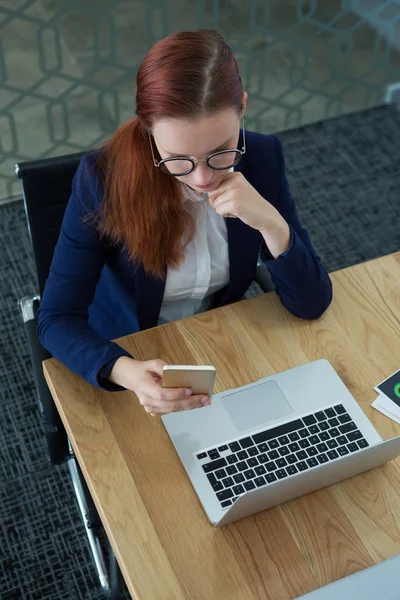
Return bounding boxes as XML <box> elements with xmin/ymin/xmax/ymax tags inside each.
<box><xmin>38</xmin><ymin>29</ymin><xmax>332</xmax><ymax>417</ymax></box>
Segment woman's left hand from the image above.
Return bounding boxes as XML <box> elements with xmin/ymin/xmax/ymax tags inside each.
<box><xmin>208</xmin><ymin>172</ymin><xmax>291</xmax><ymax>258</ymax></box>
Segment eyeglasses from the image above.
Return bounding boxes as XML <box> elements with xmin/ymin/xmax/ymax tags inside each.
<box><xmin>147</xmin><ymin>118</ymin><xmax>246</xmax><ymax>176</ymax></box>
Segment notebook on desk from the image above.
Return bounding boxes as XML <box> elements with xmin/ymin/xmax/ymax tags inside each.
<box><xmin>162</xmin><ymin>359</ymin><xmax>400</xmax><ymax>526</ymax></box>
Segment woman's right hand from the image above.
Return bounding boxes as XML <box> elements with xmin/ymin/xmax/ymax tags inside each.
<box><xmin>109</xmin><ymin>356</ymin><xmax>211</xmax><ymax>416</ymax></box>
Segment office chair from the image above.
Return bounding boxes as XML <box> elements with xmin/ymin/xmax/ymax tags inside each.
<box><xmin>15</xmin><ymin>150</ymin><xmax>273</xmax><ymax>598</ymax></box>
<box><xmin>16</xmin><ymin>152</ymin><xmax>121</xmax><ymax>599</ymax></box>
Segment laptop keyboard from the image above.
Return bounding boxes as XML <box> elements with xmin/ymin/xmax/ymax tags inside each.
<box><xmin>196</xmin><ymin>404</ymin><xmax>370</xmax><ymax>510</ymax></box>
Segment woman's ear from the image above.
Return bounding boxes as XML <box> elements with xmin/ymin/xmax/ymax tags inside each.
<box><xmin>241</xmin><ymin>91</ymin><xmax>248</xmax><ymax>116</ymax></box>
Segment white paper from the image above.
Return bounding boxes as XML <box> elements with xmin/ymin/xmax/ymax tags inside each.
<box><xmin>372</xmin><ymin>395</ymin><xmax>400</xmax><ymax>425</ymax></box>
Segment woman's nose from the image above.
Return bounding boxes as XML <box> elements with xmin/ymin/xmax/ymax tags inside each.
<box><xmin>190</xmin><ymin>161</ymin><xmax>214</xmax><ymax>186</ymax></box>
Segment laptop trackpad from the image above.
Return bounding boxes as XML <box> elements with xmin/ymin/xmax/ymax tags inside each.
<box><xmin>221</xmin><ymin>381</ymin><xmax>293</xmax><ymax>432</ymax></box>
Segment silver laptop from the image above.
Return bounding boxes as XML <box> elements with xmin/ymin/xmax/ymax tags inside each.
<box><xmin>295</xmin><ymin>554</ymin><xmax>400</xmax><ymax>599</ymax></box>
<box><xmin>162</xmin><ymin>359</ymin><xmax>400</xmax><ymax>526</ymax></box>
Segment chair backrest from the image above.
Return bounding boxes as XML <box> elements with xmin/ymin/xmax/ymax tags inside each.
<box><xmin>16</xmin><ymin>151</ymin><xmax>87</xmax><ymax>465</ymax></box>
<box><xmin>16</xmin><ymin>151</ymin><xmax>87</xmax><ymax>296</ymax></box>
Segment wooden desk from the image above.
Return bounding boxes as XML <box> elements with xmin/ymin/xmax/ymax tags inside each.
<box><xmin>44</xmin><ymin>252</ymin><xmax>400</xmax><ymax>600</ymax></box>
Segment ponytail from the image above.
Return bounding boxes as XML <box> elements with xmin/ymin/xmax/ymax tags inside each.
<box><xmin>95</xmin><ymin>118</ymin><xmax>194</xmax><ymax>279</ymax></box>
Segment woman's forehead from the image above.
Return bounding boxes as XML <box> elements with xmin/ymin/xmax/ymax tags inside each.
<box><xmin>152</xmin><ymin>109</ymin><xmax>239</xmax><ymax>156</ymax></box>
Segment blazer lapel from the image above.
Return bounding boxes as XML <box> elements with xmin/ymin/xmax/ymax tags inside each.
<box><xmin>134</xmin><ymin>265</ymin><xmax>166</xmax><ymax>331</ymax></box>
<box><xmin>224</xmin><ymin>215</ymin><xmax>260</xmax><ymax>289</ymax></box>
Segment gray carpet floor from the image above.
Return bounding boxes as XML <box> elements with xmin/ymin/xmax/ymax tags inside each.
<box><xmin>1</xmin><ymin>104</ymin><xmax>399</xmax><ymax>599</ymax></box>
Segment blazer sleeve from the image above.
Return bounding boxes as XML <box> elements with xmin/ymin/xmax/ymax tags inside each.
<box><xmin>262</xmin><ymin>136</ymin><xmax>333</xmax><ymax>319</ymax></box>
<box><xmin>37</xmin><ymin>155</ymin><xmax>133</xmax><ymax>390</ymax></box>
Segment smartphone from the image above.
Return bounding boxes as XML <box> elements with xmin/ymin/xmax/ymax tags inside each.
<box><xmin>162</xmin><ymin>365</ymin><xmax>216</xmax><ymax>397</ymax></box>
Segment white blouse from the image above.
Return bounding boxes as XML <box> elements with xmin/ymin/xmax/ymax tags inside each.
<box><xmin>157</xmin><ymin>181</ymin><xmax>230</xmax><ymax>325</ymax></box>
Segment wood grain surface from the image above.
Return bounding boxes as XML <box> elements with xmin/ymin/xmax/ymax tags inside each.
<box><xmin>43</xmin><ymin>252</ymin><xmax>400</xmax><ymax>600</ymax></box>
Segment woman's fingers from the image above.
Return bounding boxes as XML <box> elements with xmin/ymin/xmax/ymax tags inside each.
<box><xmin>141</xmin><ymin>379</ymin><xmax>192</xmax><ymax>402</ymax></box>
<box><xmin>140</xmin><ymin>392</ymin><xmax>211</xmax><ymax>415</ymax></box>
<box><xmin>134</xmin><ymin>362</ymin><xmax>212</xmax><ymax>416</ymax></box>
<box><xmin>147</xmin><ymin>358</ymin><xmax>168</xmax><ymax>378</ymax></box>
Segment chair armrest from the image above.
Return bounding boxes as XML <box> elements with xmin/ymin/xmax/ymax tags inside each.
<box><xmin>19</xmin><ymin>295</ymin><xmax>69</xmax><ymax>465</ymax></box>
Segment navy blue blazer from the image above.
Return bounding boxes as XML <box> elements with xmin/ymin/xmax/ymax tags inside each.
<box><xmin>38</xmin><ymin>130</ymin><xmax>332</xmax><ymax>390</ymax></box>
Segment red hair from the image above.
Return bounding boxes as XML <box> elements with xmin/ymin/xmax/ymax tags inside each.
<box><xmin>96</xmin><ymin>30</ymin><xmax>243</xmax><ymax>278</ymax></box>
